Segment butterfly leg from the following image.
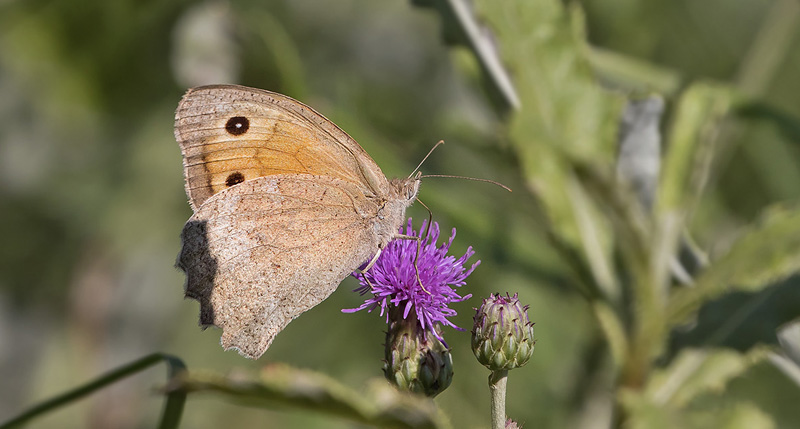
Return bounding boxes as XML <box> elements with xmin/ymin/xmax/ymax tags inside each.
<box><xmin>359</xmin><ymin>245</ymin><xmax>424</xmax><ymax>294</ymax></box>
<box><xmin>361</xmin><ymin>248</ymin><xmax>382</xmax><ymax>273</ymax></box>
<box><xmin>393</xmin><ymin>233</ymin><xmax>430</xmax><ymax>295</ymax></box>
<box><xmin>362</xmin><ymin>233</ymin><xmax>432</xmax><ymax>295</ymax></box>
<box><xmin>413</xmin><ymin>200</ymin><xmax>435</xmax><ymax>294</ymax></box>
<box><xmin>357</xmin><ymin>250</ymin><xmax>383</xmax><ymax>292</ymax></box>
<box><xmin>363</xmin><ymin>273</ymin><xmax>378</xmax><ymax>291</ymax></box>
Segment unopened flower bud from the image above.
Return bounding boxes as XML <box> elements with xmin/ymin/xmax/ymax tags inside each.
<box><xmin>472</xmin><ymin>293</ymin><xmax>535</xmax><ymax>371</ymax></box>
<box><xmin>384</xmin><ymin>306</ymin><xmax>453</xmax><ymax>397</ymax></box>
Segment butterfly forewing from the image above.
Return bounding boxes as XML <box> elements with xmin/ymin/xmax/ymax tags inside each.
<box><xmin>174</xmin><ymin>85</ymin><xmax>390</xmax><ymax>210</ymax></box>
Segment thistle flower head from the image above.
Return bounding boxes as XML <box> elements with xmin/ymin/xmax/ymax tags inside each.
<box><xmin>344</xmin><ymin>218</ymin><xmax>479</xmax><ymax>342</ymax></box>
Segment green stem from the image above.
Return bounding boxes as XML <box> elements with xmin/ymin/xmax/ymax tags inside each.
<box><xmin>0</xmin><ymin>353</ymin><xmax>187</xmax><ymax>429</ymax></box>
<box><xmin>489</xmin><ymin>370</ymin><xmax>509</xmax><ymax>429</ymax></box>
<box><xmin>735</xmin><ymin>0</ymin><xmax>800</xmax><ymax>97</ymax></box>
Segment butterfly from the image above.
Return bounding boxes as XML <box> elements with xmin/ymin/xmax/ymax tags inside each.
<box><xmin>174</xmin><ymin>85</ymin><xmax>420</xmax><ymax>358</ymax></box>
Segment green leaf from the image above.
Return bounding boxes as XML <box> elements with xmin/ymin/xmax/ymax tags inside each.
<box><xmin>657</xmin><ymin>82</ymin><xmax>734</xmax><ymax>216</ymax></box>
<box><xmin>668</xmin><ymin>206</ymin><xmax>800</xmax><ymax>324</ymax></box>
<box><xmin>621</xmin><ymin>348</ymin><xmax>776</xmax><ymax>428</ymax></box>
<box><xmin>572</xmin><ymin>160</ymin><xmax>651</xmax><ymax>296</ymax></box>
<box><xmin>592</xmin><ymin>300</ymin><xmax>629</xmax><ymax>368</ymax></box>
<box><xmin>646</xmin><ymin>349</ymin><xmax>765</xmax><ymax>408</ymax></box>
<box><xmin>667</xmin><ymin>278</ymin><xmax>800</xmax><ymax>356</ymax></box>
<box><xmin>473</xmin><ymin>0</ymin><xmax>624</xmax><ymax>297</ymax></box>
<box><xmin>654</xmin><ymin>83</ymin><xmax>733</xmax><ymax>289</ymax></box>
<box><xmin>736</xmin><ymin>101</ymin><xmax>800</xmax><ymax>143</ymax></box>
<box><xmin>768</xmin><ymin>352</ymin><xmax>800</xmax><ymax>390</ymax></box>
<box><xmin>587</xmin><ymin>47</ymin><xmax>682</xmax><ymax>95</ymax></box>
<box><xmin>624</xmin><ymin>351</ymin><xmax>800</xmax><ymax>428</ymax></box>
<box><xmin>410</xmin><ymin>0</ymin><xmax>520</xmax><ymax>110</ymax></box>
<box><xmin>165</xmin><ymin>363</ymin><xmax>450</xmax><ymax>429</ymax></box>
<box><xmin>620</xmin><ymin>392</ymin><xmax>775</xmax><ymax>429</ymax></box>
<box><xmin>417</xmin><ymin>0</ymin><xmax>642</xmax><ymax>303</ymax></box>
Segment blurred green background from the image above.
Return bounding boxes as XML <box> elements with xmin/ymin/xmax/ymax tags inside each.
<box><xmin>1</xmin><ymin>0</ymin><xmax>798</xmax><ymax>428</ymax></box>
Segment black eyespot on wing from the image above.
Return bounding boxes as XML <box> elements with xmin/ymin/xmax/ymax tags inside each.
<box><xmin>225</xmin><ymin>116</ymin><xmax>249</xmax><ymax>135</ymax></box>
<box><xmin>225</xmin><ymin>172</ymin><xmax>245</xmax><ymax>187</ymax></box>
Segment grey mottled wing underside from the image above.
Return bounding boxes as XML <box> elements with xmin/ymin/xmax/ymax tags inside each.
<box><xmin>177</xmin><ymin>174</ymin><xmax>379</xmax><ymax>359</ymax></box>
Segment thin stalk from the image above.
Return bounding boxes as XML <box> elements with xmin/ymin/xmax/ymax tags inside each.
<box><xmin>0</xmin><ymin>353</ymin><xmax>187</xmax><ymax>429</ymax></box>
<box><xmin>489</xmin><ymin>370</ymin><xmax>509</xmax><ymax>429</ymax></box>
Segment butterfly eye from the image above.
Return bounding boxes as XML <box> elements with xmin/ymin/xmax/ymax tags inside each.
<box><xmin>406</xmin><ymin>181</ymin><xmax>421</xmax><ymax>200</ymax></box>
<box><xmin>225</xmin><ymin>116</ymin><xmax>249</xmax><ymax>135</ymax></box>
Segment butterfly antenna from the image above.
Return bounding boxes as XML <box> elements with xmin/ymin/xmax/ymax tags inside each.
<box><xmin>408</xmin><ymin>140</ymin><xmax>445</xmax><ymax>178</ymax></box>
<box><xmin>420</xmin><ymin>174</ymin><xmax>512</xmax><ymax>192</ymax></box>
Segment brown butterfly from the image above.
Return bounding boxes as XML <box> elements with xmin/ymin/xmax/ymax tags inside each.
<box><xmin>174</xmin><ymin>85</ymin><xmax>420</xmax><ymax>359</ymax></box>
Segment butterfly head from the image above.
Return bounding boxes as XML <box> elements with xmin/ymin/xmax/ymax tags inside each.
<box><xmin>391</xmin><ymin>172</ymin><xmax>421</xmax><ymax>207</ymax></box>
<box><xmin>374</xmin><ymin>174</ymin><xmax>421</xmax><ymax>249</ymax></box>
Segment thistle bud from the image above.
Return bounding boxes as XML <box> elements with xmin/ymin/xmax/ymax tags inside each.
<box><xmin>472</xmin><ymin>293</ymin><xmax>535</xmax><ymax>371</ymax></box>
<box><xmin>383</xmin><ymin>306</ymin><xmax>453</xmax><ymax>397</ymax></box>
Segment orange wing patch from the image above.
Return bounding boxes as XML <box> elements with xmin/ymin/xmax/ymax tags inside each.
<box><xmin>175</xmin><ymin>87</ymin><xmax>379</xmax><ymax>210</ymax></box>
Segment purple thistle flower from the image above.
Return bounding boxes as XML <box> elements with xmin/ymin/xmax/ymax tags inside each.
<box><xmin>343</xmin><ymin>218</ymin><xmax>479</xmax><ymax>342</ymax></box>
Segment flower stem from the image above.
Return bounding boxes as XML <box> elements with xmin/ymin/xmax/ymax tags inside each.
<box><xmin>489</xmin><ymin>369</ymin><xmax>508</xmax><ymax>429</ymax></box>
